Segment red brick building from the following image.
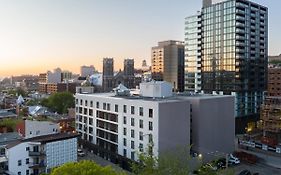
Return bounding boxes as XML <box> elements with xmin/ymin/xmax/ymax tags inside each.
<box><xmin>268</xmin><ymin>68</ymin><xmax>281</xmax><ymax>96</ymax></box>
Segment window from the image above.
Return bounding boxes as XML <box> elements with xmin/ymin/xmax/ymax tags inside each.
<box><xmin>123</xmin><ymin>149</ymin><xmax>127</xmax><ymax>157</ymax></box>
<box><xmin>139</xmin><ymin>119</ymin><xmax>143</xmax><ymax>128</ymax></box>
<box><xmin>131</xmin><ymin>106</ymin><xmax>135</xmax><ymax>114</ymax></box>
<box><xmin>18</xmin><ymin>160</ymin><xmax>22</xmax><ymax>166</ymax></box>
<box><xmin>131</xmin><ymin>141</ymin><xmax>135</xmax><ymax>149</ymax></box>
<box><xmin>85</xmin><ymin>100</ymin><xmax>88</xmax><ymax>106</ymax></box>
<box><xmin>80</xmin><ymin>99</ymin><xmax>83</xmax><ymax>105</ymax></box>
<box><xmin>139</xmin><ymin>107</ymin><xmax>143</xmax><ymax>116</ymax></box>
<box><xmin>149</xmin><ymin>121</ymin><xmax>153</xmax><ymax>131</ymax></box>
<box><xmin>123</xmin><ymin>128</ymin><xmax>127</xmax><ymax>136</ymax></box>
<box><xmin>90</xmin><ymin>101</ymin><xmax>93</xmax><ymax>107</ymax></box>
<box><xmin>115</xmin><ymin>105</ymin><xmax>118</xmax><ymax>112</ymax></box>
<box><xmin>123</xmin><ymin>116</ymin><xmax>127</xmax><ymax>125</ymax></box>
<box><xmin>139</xmin><ymin>131</ymin><xmax>143</xmax><ymax>141</ymax></box>
<box><xmin>26</xmin><ymin>158</ymin><xmax>29</xmax><ymax>164</ymax></box>
<box><xmin>0</xmin><ymin>148</ymin><xmax>5</xmax><ymax>156</ymax></box>
<box><xmin>107</xmin><ymin>103</ymin><xmax>110</xmax><ymax>110</ymax></box>
<box><xmin>89</xmin><ymin>109</ymin><xmax>93</xmax><ymax>116</ymax></box>
<box><xmin>103</xmin><ymin>103</ymin><xmax>106</xmax><ymax>110</ymax></box>
<box><xmin>123</xmin><ymin>138</ymin><xmax>127</xmax><ymax>146</ymax></box>
<box><xmin>18</xmin><ymin>172</ymin><xmax>21</xmax><ymax>175</ymax></box>
<box><xmin>89</xmin><ymin>118</ymin><xmax>93</xmax><ymax>125</ymax></box>
<box><xmin>89</xmin><ymin>127</ymin><xmax>93</xmax><ymax>134</ymax></box>
<box><xmin>26</xmin><ymin>147</ymin><xmax>29</xmax><ymax>151</ymax></box>
<box><xmin>131</xmin><ymin>152</ymin><xmax>135</xmax><ymax>160</ymax></box>
<box><xmin>26</xmin><ymin>170</ymin><xmax>29</xmax><ymax>175</ymax></box>
<box><xmin>139</xmin><ymin>143</ymin><xmax>144</xmax><ymax>152</ymax></box>
<box><xmin>149</xmin><ymin>109</ymin><xmax>153</xmax><ymax>118</ymax></box>
<box><xmin>131</xmin><ymin>130</ymin><xmax>135</xmax><ymax>138</ymax></box>
<box><xmin>89</xmin><ymin>135</ymin><xmax>93</xmax><ymax>142</ymax></box>
<box><xmin>84</xmin><ymin>108</ymin><xmax>88</xmax><ymax>115</ymax></box>
<box><xmin>123</xmin><ymin>105</ymin><xmax>127</xmax><ymax>113</ymax></box>
<box><xmin>96</xmin><ymin>102</ymin><xmax>99</xmax><ymax>108</ymax></box>
<box><xmin>131</xmin><ymin>118</ymin><xmax>135</xmax><ymax>126</ymax></box>
<box><xmin>149</xmin><ymin>134</ymin><xmax>153</xmax><ymax>143</ymax></box>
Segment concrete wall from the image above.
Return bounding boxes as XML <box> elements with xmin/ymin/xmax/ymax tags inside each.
<box><xmin>158</xmin><ymin>101</ymin><xmax>190</xmax><ymax>155</ymax></box>
<box><xmin>8</xmin><ymin>142</ymin><xmax>31</xmax><ymax>175</ymax></box>
<box><xmin>25</xmin><ymin>120</ymin><xmax>60</xmax><ymax>139</ymax></box>
<box><xmin>189</xmin><ymin>96</ymin><xmax>235</xmax><ymax>157</ymax></box>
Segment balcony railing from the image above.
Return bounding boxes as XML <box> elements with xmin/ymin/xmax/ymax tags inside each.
<box><xmin>0</xmin><ymin>156</ymin><xmax>7</xmax><ymax>163</ymax></box>
<box><xmin>29</xmin><ymin>161</ymin><xmax>46</xmax><ymax>169</ymax></box>
<box><xmin>29</xmin><ymin>151</ymin><xmax>45</xmax><ymax>157</ymax></box>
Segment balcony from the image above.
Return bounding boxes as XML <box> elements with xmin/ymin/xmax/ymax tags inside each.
<box><xmin>0</xmin><ymin>156</ymin><xmax>7</xmax><ymax>163</ymax></box>
<box><xmin>29</xmin><ymin>151</ymin><xmax>45</xmax><ymax>157</ymax></box>
<box><xmin>236</xmin><ymin>42</ymin><xmax>245</xmax><ymax>47</ymax></box>
<box><xmin>236</xmin><ymin>16</ymin><xmax>245</xmax><ymax>22</ymax></box>
<box><xmin>236</xmin><ymin>22</ymin><xmax>245</xmax><ymax>28</ymax></box>
<box><xmin>236</xmin><ymin>36</ymin><xmax>245</xmax><ymax>41</ymax></box>
<box><xmin>236</xmin><ymin>9</ymin><xmax>245</xmax><ymax>15</ymax></box>
<box><xmin>29</xmin><ymin>161</ymin><xmax>46</xmax><ymax>169</ymax></box>
<box><xmin>236</xmin><ymin>29</ymin><xmax>245</xmax><ymax>34</ymax></box>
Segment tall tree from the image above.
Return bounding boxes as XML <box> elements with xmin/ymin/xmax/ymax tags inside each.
<box><xmin>40</xmin><ymin>92</ymin><xmax>75</xmax><ymax>114</ymax></box>
<box><xmin>51</xmin><ymin>160</ymin><xmax>126</xmax><ymax>175</ymax></box>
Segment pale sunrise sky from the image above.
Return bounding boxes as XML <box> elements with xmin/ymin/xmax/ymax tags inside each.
<box><xmin>0</xmin><ymin>0</ymin><xmax>280</xmax><ymax>77</ymax></box>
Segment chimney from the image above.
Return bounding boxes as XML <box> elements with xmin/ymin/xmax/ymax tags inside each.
<box><xmin>203</xmin><ymin>0</ymin><xmax>212</xmax><ymax>8</ymax></box>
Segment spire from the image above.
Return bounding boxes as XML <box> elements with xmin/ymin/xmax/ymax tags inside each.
<box><xmin>203</xmin><ymin>0</ymin><xmax>212</xmax><ymax>8</ymax></box>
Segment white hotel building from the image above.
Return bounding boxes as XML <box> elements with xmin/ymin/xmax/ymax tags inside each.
<box><xmin>75</xmin><ymin>82</ymin><xmax>235</xmax><ymax>164</ymax></box>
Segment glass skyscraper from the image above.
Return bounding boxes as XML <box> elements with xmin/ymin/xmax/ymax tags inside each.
<box><xmin>185</xmin><ymin>0</ymin><xmax>268</xmax><ymax>133</ymax></box>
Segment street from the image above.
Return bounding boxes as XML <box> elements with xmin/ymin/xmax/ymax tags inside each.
<box><xmin>233</xmin><ymin>162</ymin><xmax>281</xmax><ymax>175</ymax></box>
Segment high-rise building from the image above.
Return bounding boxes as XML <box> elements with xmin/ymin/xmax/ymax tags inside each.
<box><xmin>62</xmin><ymin>70</ymin><xmax>73</xmax><ymax>82</ymax></box>
<box><xmin>185</xmin><ymin>13</ymin><xmax>202</xmax><ymax>92</ymax></box>
<box><xmin>268</xmin><ymin>68</ymin><xmax>281</xmax><ymax>97</ymax></box>
<box><xmin>152</xmin><ymin>40</ymin><xmax>185</xmax><ymax>92</ymax></box>
<box><xmin>81</xmin><ymin>65</ymin><xmax>96</xmax><ymax>77</ymax></box>
<box><xmin>123</xmin><ymin>59</ymin><xmax>135</xmax><ymax>88</ymax></box>
<box><xmin>102</xmin><ymin>58</ymin><xmax>114</xmax><ymax>92</ymax></box>
<box><xmin>185</xmin><ymin>0</ymin><xmax>268</xmax><ymax>133</ymax></box>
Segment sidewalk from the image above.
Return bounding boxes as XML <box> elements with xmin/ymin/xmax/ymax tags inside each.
<box><xmin>78</xmin><ymin>149</ymin><xmax>131</xmax><ymax>174</ymax></box>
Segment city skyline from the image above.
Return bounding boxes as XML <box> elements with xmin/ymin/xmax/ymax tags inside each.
<box><xmin>0</xmin><ymin>0</ymin><xmax>279</xmax><ymax>77</ymax></box>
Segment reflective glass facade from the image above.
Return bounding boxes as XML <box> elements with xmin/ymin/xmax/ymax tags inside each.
<box><xmin>185</xmin><ymin>0</ymin><xmax>268</xmax><ymax>124</ymax></box>
<box><xmin>185</xmin><ymin>14</ymin><xmax>202</xmax><ymax>92</ymax></box>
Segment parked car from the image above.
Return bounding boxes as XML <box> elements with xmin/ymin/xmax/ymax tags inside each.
<box><xmin>77</xmin><ymin>148</ymin><xmax>86</xmax><ymax>157</ymax></box>
<box><xmin>239</xmin><ymin>169</ymin><xmax>251</xmax><ymax>175</ymax></box>
<box><xmin>228</xmin><ymin>154</ymin><xmax>240</xmax><ymax>165</ymax></box>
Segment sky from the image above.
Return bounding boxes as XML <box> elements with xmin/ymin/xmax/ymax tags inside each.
<box><xmin>0</xmin><ymin>0</ymin><xmax>280</xmax><ymax>77</ymax></box>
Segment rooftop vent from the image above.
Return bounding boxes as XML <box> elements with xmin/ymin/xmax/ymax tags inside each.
<box><xmin>113</xmin><ymin>84</ymin><xmax>130</xmax><ymax>96</ymax></box>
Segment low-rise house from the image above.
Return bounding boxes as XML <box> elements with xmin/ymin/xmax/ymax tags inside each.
<box><xmin>6</xmin><ymin>132</ymin><xmax>78</xmax><ymax>175</ymax></box>
<box><xmin>16</xmin><ymin>120</ymin><xmax>60</xmax><ymax>139</ymax></box>
<box><xmin>0</xmin><ymin>110</ymin><xmax>17</xmax><ymax>120</ymax></box>
<box><xmin>0</xmin><ymin>133</ymin><xmax>21</xmax><ymax>173</ymax></box>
